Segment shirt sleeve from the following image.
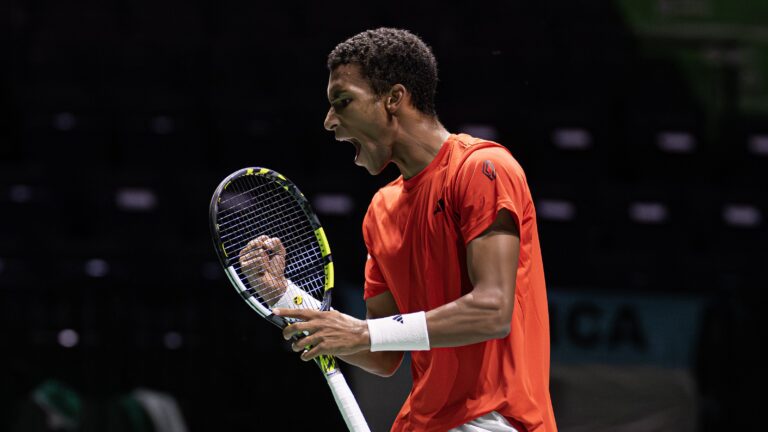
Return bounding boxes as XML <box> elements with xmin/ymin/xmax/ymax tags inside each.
<box><xmin>362</xmin><ymin>202</ymin><xmax>390</xmax><ymax>300</ymax></box>
<box><xmin>453</xmin><ymin>146</ymin><xmax>526</xmax><ymax>245</ymax></box>
<box><xmin>363</xmin><ymin>252</ymin><xmax>389</xmax><ymax>300</ymax></box>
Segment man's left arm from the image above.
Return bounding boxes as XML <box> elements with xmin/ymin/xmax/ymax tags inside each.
<box><xmin>424</xmin><ymin>208</ymin><xmax>519</xmax><ymax>346</ymax></box>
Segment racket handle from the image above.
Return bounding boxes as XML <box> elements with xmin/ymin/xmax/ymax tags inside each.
<box><xmin>326</xmin><ymin>370</ymin><xmax>371</xmax><ymax>432</ymax></box>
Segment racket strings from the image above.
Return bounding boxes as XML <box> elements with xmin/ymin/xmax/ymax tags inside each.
<box><xmin>227</xmin><ymin>205</ymin><xmax>322</xmax><ymax>298</ymax></box>
<box><xmin>219</xmin><ymin>191</ymin><xmax>320</xmax><ymax>258</ymax></box>
<box><xmin>221</xmin><ymin>187</ymin><xmax>322</xmax><ymax>278</ymax></box>
<box><xmin>217</xmin><ymin>175</ymin><xmax>283</xmax><ymax>210</ymax></box>
<box><xmin>228</xmin><ymin>213</ymin><xmax>322</xmax><ymax>305</ymax></box>
<box><xmin>217</xmin><ymin>177</ymin><xmax>303</xmax><ymax>227</ymax></box>
<box><xmin>218</xmin><ymin>175</ymin><xmax>325</xmax><ymax>309</ymax></box>
<box><xmin>219</xmin><ymin>202</ymin><xmax>315</xmax><ymax>249</ymax></box>
<box><xmin>219</xmin><ymin>177</ymin><xmax>310</xmax><ymax>247</ymax></box>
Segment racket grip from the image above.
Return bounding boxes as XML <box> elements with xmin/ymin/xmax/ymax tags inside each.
<box><xmin>326</xmin><ymin>370</ymin><xmax>371</xmax><ymax>432</ymax></box>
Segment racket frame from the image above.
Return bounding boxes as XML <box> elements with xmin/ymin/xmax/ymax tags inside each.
<box><xmin>209</xmin><ymin>167</ymin><xmax>369</xmax><ymax>432</ymax></box>
<box><xmin>209</xmin><ymin>167</ymin><xmax>334</xmax><ymax>330</ymax></box>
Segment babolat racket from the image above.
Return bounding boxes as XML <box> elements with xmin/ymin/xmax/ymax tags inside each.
<box><xmin>209</xmin><ymin>167</ymin><xmax>370</xmax><ymax>432</ymax></box>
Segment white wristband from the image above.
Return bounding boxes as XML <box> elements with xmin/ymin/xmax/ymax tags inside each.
<box><xmin>273</xmin><ymin>280</ymin><xmax>323</xmax><ymax>310</ymax></box>
<box><xmin>367</xmin><ymin>311</ymin><xmax>430</xmax><ymax>352</ymax></box>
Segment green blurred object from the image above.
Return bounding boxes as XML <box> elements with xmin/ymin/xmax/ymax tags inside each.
<box><xmin>617</xmin><ymin>0</ymin><xmax>768</xmax><ymax>121</ymax></box>
<box><xmin>31</xmin><ymin>380</ymin><xmax>82</xmax><ymax>431</ymax></box>
<box><xmin>111</xmin><ymin>396</ymin><xmax>154</xmax><ymax>432</ymax></box>
<box><xmin>8</xmin><ymin>381</ymin><xmax>187</xmax><ymax>432</ymax></box>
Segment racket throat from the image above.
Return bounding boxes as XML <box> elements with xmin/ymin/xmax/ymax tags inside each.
<box><xmin>315</xmin><ymin>354</ymin><xmax>339</xmax><ymax>375</ymax></box>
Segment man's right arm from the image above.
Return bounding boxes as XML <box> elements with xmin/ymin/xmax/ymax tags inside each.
<box><xmin>338</xmin><ymin>290</ymin><xmax>404</xmax><ymax>377</ymax></box>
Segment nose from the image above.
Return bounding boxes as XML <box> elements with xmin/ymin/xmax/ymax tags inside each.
<box><xmin>324</xmin><ymin>108</ymin><xmax>338</xmax><ymax>132</ymax></box>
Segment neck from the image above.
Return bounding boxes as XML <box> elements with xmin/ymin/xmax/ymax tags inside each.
<box><xmin>391</xmin><ymin>116</ymin><xmax>451</xmax><ymax>179</ymax></box>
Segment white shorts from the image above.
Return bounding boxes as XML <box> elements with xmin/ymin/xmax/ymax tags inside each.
<box><xmin>449</xmin><ymin>411</ymin><xmax>518</xmax><ymax>432</ymax></box>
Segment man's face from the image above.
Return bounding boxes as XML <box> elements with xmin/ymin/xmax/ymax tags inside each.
<box><xmin>324</xmin><ymin>64</ymin><xmax>395</xmax><ymax>175</ymax></box>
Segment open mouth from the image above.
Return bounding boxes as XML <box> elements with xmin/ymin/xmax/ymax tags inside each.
<box><xmin>347</xmin><ymin>138</ymin><xmax>361</xmax><ymax>161</ymax></box>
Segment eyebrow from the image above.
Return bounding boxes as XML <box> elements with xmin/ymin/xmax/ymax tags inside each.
<box><xmin>328</xmin><ymin>87</ymin><xmax>347</xmax><ymax>101</ymax></box>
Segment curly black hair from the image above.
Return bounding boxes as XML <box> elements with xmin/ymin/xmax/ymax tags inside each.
<box><xmin>327</xmin><ymin>28</ymin><xmax>438</xmax><ymax>117</ymax></box>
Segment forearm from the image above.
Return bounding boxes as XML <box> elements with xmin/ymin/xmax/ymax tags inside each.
<box><xmin>361</xmin><ymin>287</ymin><xmax>511</xmax><ymax>352</ymax></box>
<box><xmin>426</xmin><ymin>288</ymin><xmax>511</xmax><ymax>347</ymax></box>
<box><xmin>338</xmin><ymin>350</ymin><xmax>404</xmax><ymax>377</ymax></box>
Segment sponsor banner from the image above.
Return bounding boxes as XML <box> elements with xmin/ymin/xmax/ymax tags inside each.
<box><xmin>549</xmin><ymin>289</ymin><xmax>708</xmax><ymax>368</ymax></box>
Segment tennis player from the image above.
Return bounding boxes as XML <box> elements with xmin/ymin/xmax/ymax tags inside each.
<box><xmin>270</xmin><ymin>28</ymin><xmax>557</xmax><ymax>432</ymax></box>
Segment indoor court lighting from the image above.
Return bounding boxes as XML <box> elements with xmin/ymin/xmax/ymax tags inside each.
<box><xmin>723</xmin><ymin>204</ymin><xmax>762</xmax><ymax>227</ymax></box>
<box><xmin>552</xmin><ymin>128</ymin><xmax>591</xmax><ymax>150</ymax></box>
<box><xmin>657</xmin><ymin>131</ymin><xmax>695</xmax><ymax>153</ymax></box>
<box><xmin>116</xmin><ymin>188</ymin><xmax>157</xmax><ymax>211</ymax></box>
<box><xmin>460</xmin><ymin>124</ymin><xmax>499</xmax><ymax>142</ymax></box>
<box><xmin>313</xmin><ymin>193</ymin><xmax>354</xmax><ymax>215</ymax></box>
<box><xmin>9</xmin><ymin>185</ymin><xmax>32</xmax><ymax>203</ymax></box>
<box><xmin>84</xmin><ymin>259</ymin><xmax>109</xmax><ymax>277</ymax></box>
<box><xmin>53</xmin><ymin>112</ymin><xmax>76</xmax><ymax>131</ymax></box>
<box><xmin>164</xmin><ymin>331</ymin><xmax>183</xmax><ymax>350</ymax></box>
<box><xmin>748</xmin><ymin>134</ymin><xmax>768</xmax><ymax>156</ymax></box>
<box><xmin>629</xmin><ymin>202</ymin><xmax>668</xmax><ymax>224</ymax></box>
<box><xmin>151</xmin><ymin>115</ymin><xmax>174</xmax><ymax>135</ymax></box>
<box><xmin>58</xmin><ymin>329</ymin><xmax>79</xmax><ymax>348</ymax></box>
<box><xmin>538</xmin><ymin>199</ymin><xmax>576</xmax><ymax>221</ymax></box>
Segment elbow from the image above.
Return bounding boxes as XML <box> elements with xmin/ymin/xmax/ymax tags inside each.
<box><xmin>371</xmin><ymin>366</ymin><xmax>398</xmax><ymax>378</ymax></box>
<box><xmin>473</xmin><ymin>290</ymin><xmax>513</xmax><ymax>340</ymax></box>
<box><xmin>480</xmin><ymin>310</ymin><xmax>511</xmax><ymax>340</ymax></box>
<box><xmin>368</xmin><ymin>351</ymin><xmax>404</xmax><ymax>378</ymax></box>
<box><xmin>489</xmin><ymin>319</ymin><xmax>511</xmax><ymax>339</ymax></box>
<box><xmin>474</xmin><ymin>311</ymin><xmax>511</xmax><ymax>341</ymax></box>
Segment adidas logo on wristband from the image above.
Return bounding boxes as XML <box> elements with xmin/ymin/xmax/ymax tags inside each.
<box><xmin>369</xmin><ymin>311</ymin><xmax>430</xmax><ymax>351</ymax></box>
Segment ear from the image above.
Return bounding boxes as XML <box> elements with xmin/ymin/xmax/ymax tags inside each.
<box><xmin>385</xmin><ymin>84</ymin><xmax>407</xmax><ymax>114</ymax></box>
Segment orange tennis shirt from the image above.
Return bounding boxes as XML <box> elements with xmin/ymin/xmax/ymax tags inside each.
<box><xmin>363</xmin><ymin>134</ymin><xmax>557</xmax><ymax>432</ymax></box>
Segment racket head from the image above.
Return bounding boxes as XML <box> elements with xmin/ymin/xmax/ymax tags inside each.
<box><xmin>209</xmin><ymin>167</ymin><xmax>334</xmax><ymax>329</ymax></box>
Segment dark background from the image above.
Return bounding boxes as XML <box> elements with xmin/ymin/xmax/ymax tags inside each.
<box><xmin>0</xmin><ymin>0</ymin><xmax>765</xmax><ymax>431</ymax></box>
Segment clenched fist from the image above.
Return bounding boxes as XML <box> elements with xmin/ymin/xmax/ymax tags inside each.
<box><xmin>238</xmin><ymin>235</ymin><xmax>288</xmax><ymax>306</ymax></box>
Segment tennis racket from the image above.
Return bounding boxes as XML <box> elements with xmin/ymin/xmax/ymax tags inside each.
<box><xmin>209</xmin><ymin>167</ymin><xmax>370</xmax><ymax>432</ymax></box>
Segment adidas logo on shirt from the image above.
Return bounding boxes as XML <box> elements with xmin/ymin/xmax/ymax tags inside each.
<box><xmin>393</xmin><ymin>315</ymin><xmax>404</xmax><ymax>324</ymax></box>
